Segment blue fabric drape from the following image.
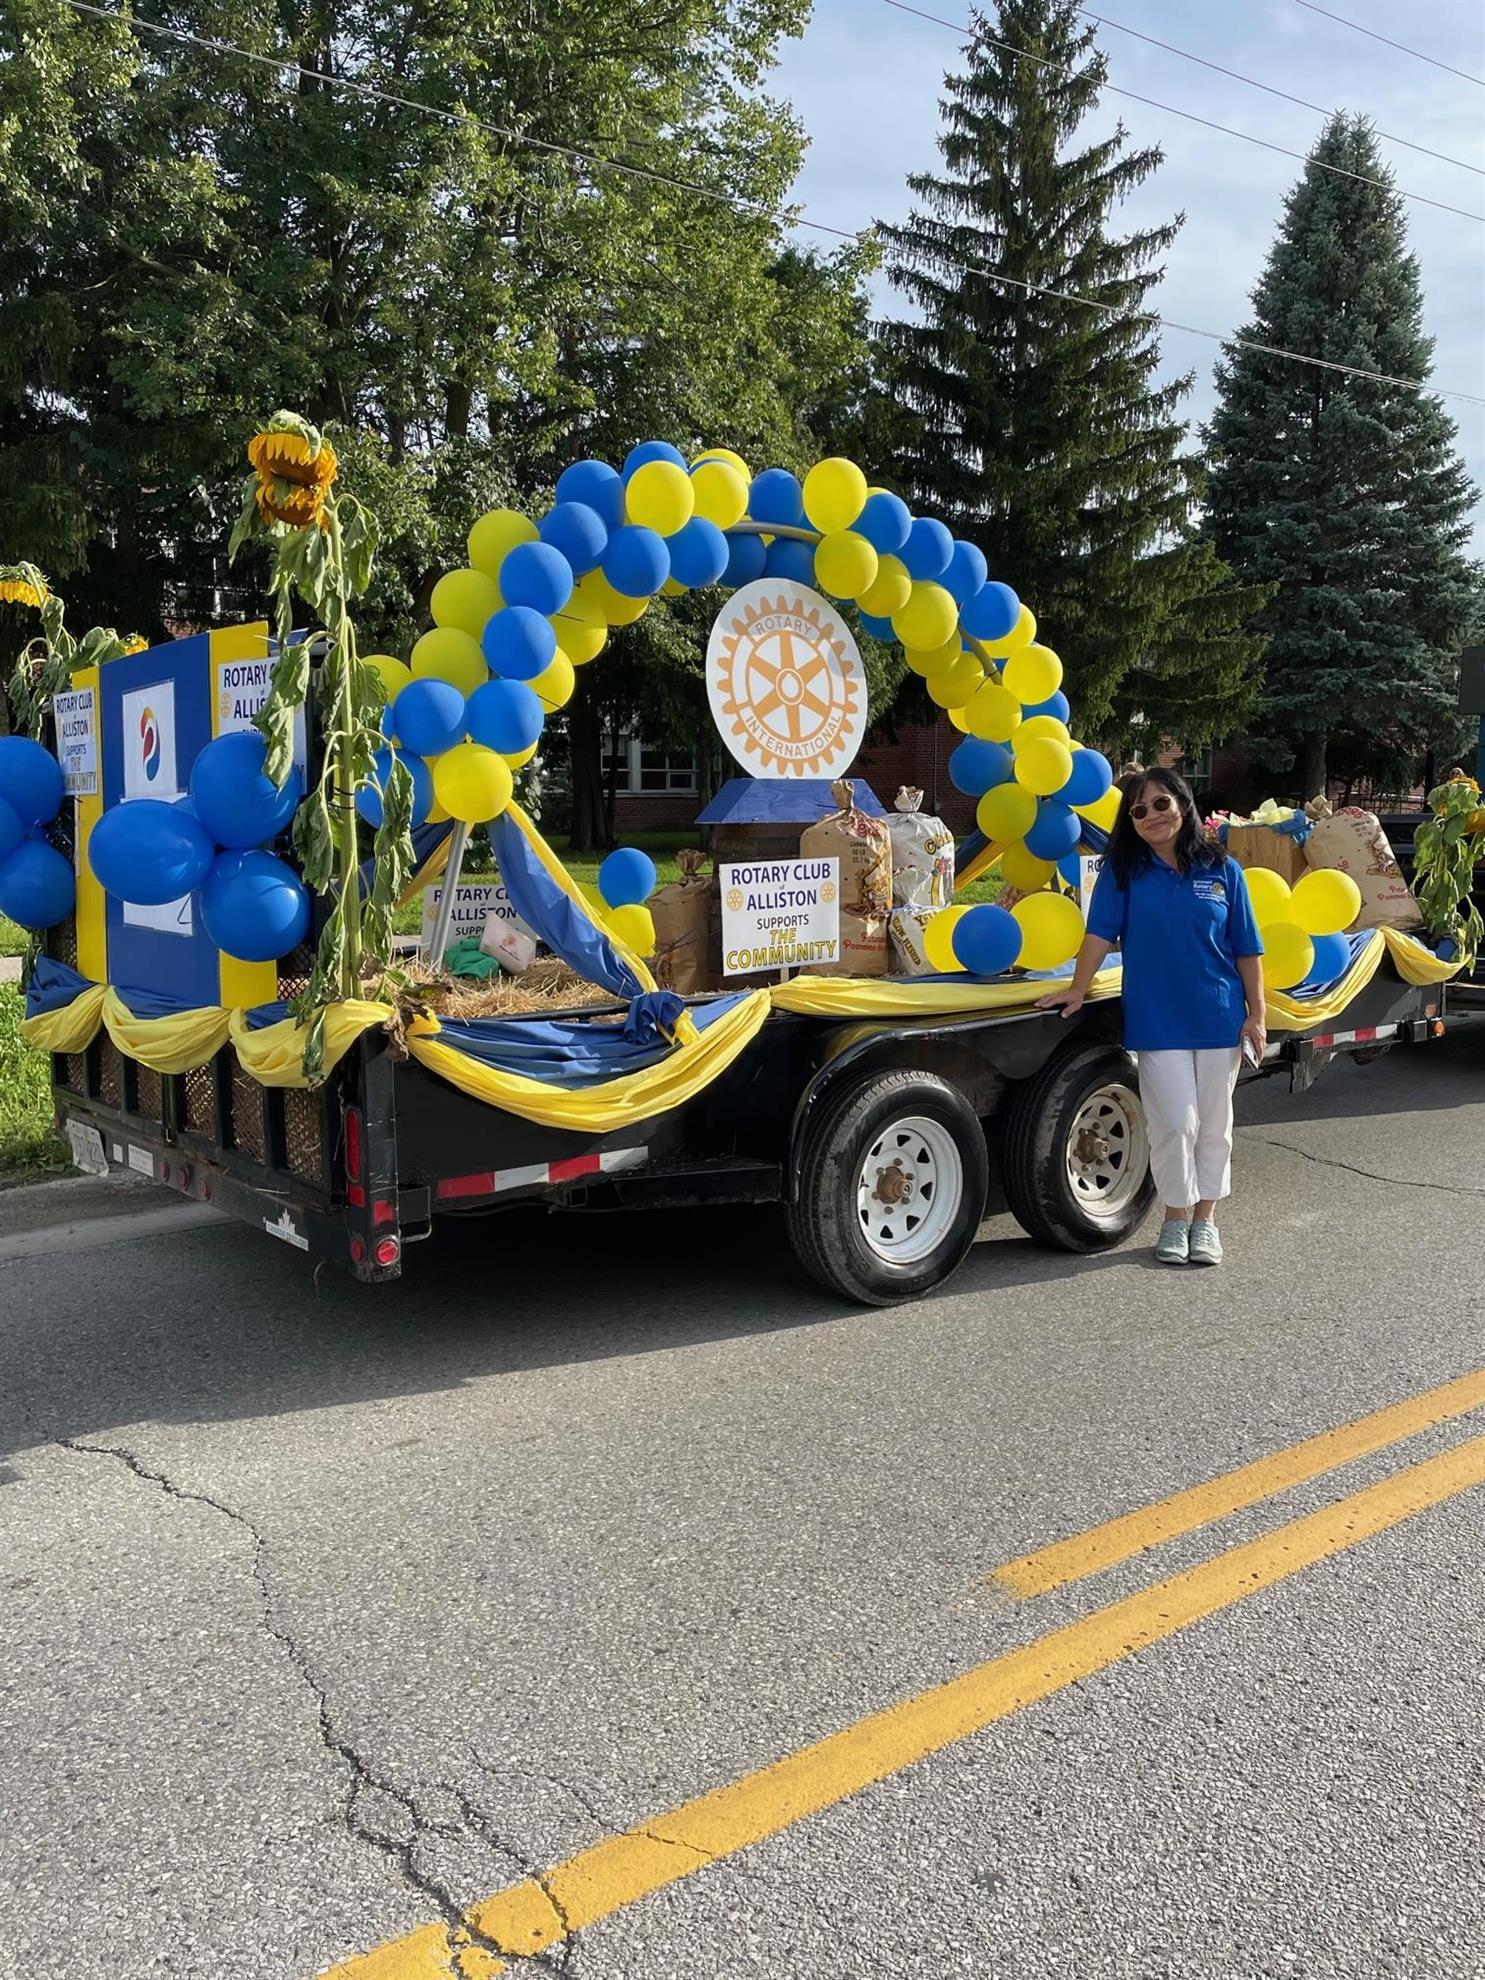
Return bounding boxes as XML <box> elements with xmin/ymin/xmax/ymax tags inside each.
<box><xmin>487</xmin><ymin>812</ymin><xmax>642</xmax><ymax>1001</ymax></box>
<box><xmin>430</xmin><ymin>993</ymin><xmax>745</xmax><ymax>1089</ymax></box>
<box><xmin>25</xmin><ymin>955</ymin><xmax>92</xmax><ymax>1017</ymax></box>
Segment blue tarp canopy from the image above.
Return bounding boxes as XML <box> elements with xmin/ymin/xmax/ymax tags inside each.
<box><xmin>696</xmin><ymin>777</ymin><xmax>886</xmax><ymax>826</ymax></box>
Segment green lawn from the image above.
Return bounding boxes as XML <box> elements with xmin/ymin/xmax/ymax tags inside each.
<box><xmin>0</xmin><ymin>915</ymin><xmax>28</xmax><ymax>958</ymax></box>
<box><xmin>0</xmin><ymin>984</ymin><xmax>70</xmax><ymax>1184</ymax></box>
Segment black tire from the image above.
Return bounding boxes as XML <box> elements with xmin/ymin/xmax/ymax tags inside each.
<box><xmin>786</xmin><ymin>1069</ymin><xmax>989</xmax><ymax>1306</ymax></box>
<box><xmin>1000</xmin><ymin>1040</ymin><xmax>1154</xmax><ymax>1252</ymax></box>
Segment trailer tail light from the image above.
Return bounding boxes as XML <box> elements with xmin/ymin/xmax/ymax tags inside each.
<box><xmin>349</xmin><ymin>1234</ymin><xmax>366</xmax><ymax>1264</ymax></box>
<box><xmin>345</xmin><ymin>1105</ymin><xmax>365</xmax><ymax>1208</ymax></box>
<box><xmin>373</xmin><ymin>1235</ymin><xmax>400</xmax><ymax>1268</ymax></box>
<box><xmin>372</xmin><ymin>1197</ymin><xmax>397</xmax><ymax>1228</ymax></box>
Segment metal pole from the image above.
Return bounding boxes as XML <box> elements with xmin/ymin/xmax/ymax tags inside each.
<box><xmin>1476</xmin><ymin>714</ymin><xmax>1485</xmax><ymax>791</ymax></box>
<box><xmin>424</xmin><ymin>820</ymin><xmax>471</xmax><ymax>968</ymax></box>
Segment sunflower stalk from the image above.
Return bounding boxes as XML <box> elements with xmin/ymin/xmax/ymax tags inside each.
<box><xmin>1412</xmin><ymin>774</ymin><xmax>1485</xmax><ymax>968</ymax></box>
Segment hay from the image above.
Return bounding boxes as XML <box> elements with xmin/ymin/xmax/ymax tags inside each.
<box><xmin>393</xmin><ymin>956</ymin><xmax>623</xmax><ymax>1022</ymax></box>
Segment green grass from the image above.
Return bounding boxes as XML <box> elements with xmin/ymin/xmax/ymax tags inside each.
<box><xmin>0</xmin><ymin>983</ymin><xmax>71</xmax><ymax>1185</ymax></box>
<box><xmin>391</xmin><ymin>829</ymin><xmax>703</xmax><ymax>936</ymax></box>
<box><xmin>0</xmin><ymin>915</ymin><xmax>28</xmax><ymax>958</ymax></box>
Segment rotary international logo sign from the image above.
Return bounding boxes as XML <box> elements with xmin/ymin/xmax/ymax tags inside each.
<box><xmin>707</xmin><ymin>581</ymin><xmax>866</xmax><ymax>778</ymax></box>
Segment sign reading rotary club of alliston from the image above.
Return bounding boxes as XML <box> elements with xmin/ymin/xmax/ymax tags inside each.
<box><xmin>707</xmin><ymin>581</ymin><xmax>867</xmax><ymax>778</ymax></box>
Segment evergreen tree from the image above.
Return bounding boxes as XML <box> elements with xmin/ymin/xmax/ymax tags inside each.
<box><xmin>1203</xmin><ymin>114</ymin><xmax>1479</xmax><ymax>798</ymax></box>
<box><xmin>876</xmin><ymin>0</ymin><xmax>1266</xmax><ymax>748</ymax></box>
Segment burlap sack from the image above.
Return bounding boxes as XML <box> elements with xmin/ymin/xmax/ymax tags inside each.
<box><xmin>797</xmin><ymin>780</ymin><xmax>891</xmax><ymax>975</ymax></box>
<box><xmin>886</xmin><ymin>786</ymin><xmax>955</xmax><ymax>908</ymax></box>
<box><xmin>1227</xmin><ymin>822</ymin><xmax>1309</xmax><ymax>887</ymax></box>
<box><xmin>649</xmin><ymin>849</ymin><xmax>719</xmax><ymax>993</ymax></box>
<box><xmin>1303</xmin><ymin>805</ymin><xmax>1421</xmax><ymax>931</ymax></box>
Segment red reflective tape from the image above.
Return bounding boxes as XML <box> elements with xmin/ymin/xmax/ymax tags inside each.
<box><xmin>1354</xmin><ymin>1027</ymin><xmax>1378</xmax><ymax>1043</ymax></box>
<box><xmin>549</xmin><ymin>1154</ymin><xmax>602</xmax><ymax>1184</ymax></box>
<box><xmin>436</xmin><ymin>1172</ymin><xmax>498</xmax><ymax>1201</ymax></box>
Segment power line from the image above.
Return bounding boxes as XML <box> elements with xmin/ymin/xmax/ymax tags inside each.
<box><xmin>1074</xmin><ymin>6</ymin><xmax>1485</xmax><ymax>179</ymax></box>
<box><xmin>60</xmin><ymin>0</ymin><xmax>1485</xmax><ymax>410</ymax></box>
<box><xmin>1289</xmin><ymin>0</ymin><xmax>1485</xmax><ymax>90</ymax></box>
<box><xmin>882</xmin><ymin>0</ymin><xmax>1485</xmax><ymax>224</ymax></box>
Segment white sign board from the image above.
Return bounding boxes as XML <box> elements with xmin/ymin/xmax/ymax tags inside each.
<box><xmin>55</xmin><ymin>687</ymin><xmax>98</xmax><ymax>796</ymax></box>
<box><xmin>118</xmin><ymin>680</ymin><xmax>192</xmax><ymax>935</ymax></box>
<box><xmin>1079</xmin><ymin>855</ymin><xmax>1103</xmax><ymax>918</ymax></box>
<box><xmin>420</xmin><ymin>881</ymin><xmax>530</xmax><ymax>960</ymax></box>
<box><xmin>215</xmin><ymin>654</ymin><xmax>308</xmax><ymax>771</ymax></box>
<box><xmin>720</xmin><ymin>857</ymin><xmax>840</xmax><ymax>976</ymax></box>
<box><xmin>706</xmin><ymin>581</ymin><xmax>866</xmax><ymax>779</ymax></box>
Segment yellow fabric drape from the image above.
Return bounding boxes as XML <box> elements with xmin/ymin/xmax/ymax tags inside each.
<box><xmin>228</xmin><ymin>1001</ymin><xmax>392</xmax><ymax>1087</ymax></box>
<box><xmin>1381</xmin><ymin>926</ymin><xmax>1461</xmax><ymax>986</ymax></box>
<box><xmin>1266</xmin><ymin>933</ymin><xmax>1386</xmax><ymax>1031</ymax></box>
<box><xmin>19</xmin><ymin>983</ymin><xmax>108</xmax><ymax>1055</ymax></box>
<box><xmin>770</xmin><ymin>964</ymin><xmax>1123</xmax><ymax>1020</ymax></box>
<box><xmin>99</xmin><ymin>988</ymin><xmax>233</xmax><ymax>1073</ymax></box>
<box><xmin>404</xmin><ymin>989</ymin><xmax>771</xmax><ymax>1132</ymax></box>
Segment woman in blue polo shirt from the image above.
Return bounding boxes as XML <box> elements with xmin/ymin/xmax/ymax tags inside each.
<box><xmin>1039</xmin><ymin>767</ymin><xmax>1266</xmax><ymax>1267</ymax></box>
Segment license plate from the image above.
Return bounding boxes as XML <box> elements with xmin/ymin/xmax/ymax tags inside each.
<box><xmin>66</xmin><ymin>1119</ymin><xmax>109</xmax><ymax>1177</ymax></box>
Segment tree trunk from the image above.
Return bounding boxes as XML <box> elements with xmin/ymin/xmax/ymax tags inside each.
<box><xmin>1299</xmin><ymin>731</ymin><xmax>1327</xmax><ymax>803</ymax></box>
<box><xmin>567</xmin><ymin>695</ymin><xmax>610</xmax><ymax>852</ymax></box>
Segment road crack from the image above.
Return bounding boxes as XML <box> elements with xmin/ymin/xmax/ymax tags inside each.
<box><xmin>1244</xmin><ymin>1133</ymin><xmax>1485</xmax><ymax>1198</ymax></box>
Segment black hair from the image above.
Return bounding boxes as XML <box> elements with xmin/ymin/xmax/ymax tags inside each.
<box><xmin>1106</xmin><ymin>765</ymin><xmax>1217</xmax><ymax>889</ymax></box>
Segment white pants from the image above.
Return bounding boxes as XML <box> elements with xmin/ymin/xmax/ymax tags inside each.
<box><xmin>1137</xmin><ymin>1048</ymin><xmax>1241</xmax><ymax>1210</ymax></box>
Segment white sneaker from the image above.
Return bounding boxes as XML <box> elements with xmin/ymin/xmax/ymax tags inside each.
<box><xmin>1188</xmin><ymin>1219</ymin><xmax>1223</xmax><ymax>1266</ymax></box>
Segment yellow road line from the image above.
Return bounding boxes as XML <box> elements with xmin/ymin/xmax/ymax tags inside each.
<box><xmin>992</xmin><ymin>1366</ymin><xmax>1485</xmax><ymax>1598</ymax></box>
<box><xmin>322</xmin><ymin>1432</ymin><xmax>1485</xmax><ymax>1978</ymax></box>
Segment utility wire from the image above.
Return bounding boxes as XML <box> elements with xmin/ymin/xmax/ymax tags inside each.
<box><xmin>882</xmin><ymin>1</ymin><xmax>1485</xmax><ymax>224</ymax></box>
<box><xmin>1289</xmin><ymin>0</ymin><xmax>1485</xmax><ymax>90</ymax></box>
<box><xmin>61</xmin><ymin>0</ymin><xmax>1485</xmax><ymax>410</ymax></box>
<box><xmin>1073</xmin><ymin>6</ymin><xmax>1485</xmax><ymax>179</ymax></box>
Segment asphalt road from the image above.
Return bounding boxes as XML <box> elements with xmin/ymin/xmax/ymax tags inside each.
<box><xmin>2</xmin><ymin>1026</ymin><xmax>1483</xmax><ymax>1979</ymax></box>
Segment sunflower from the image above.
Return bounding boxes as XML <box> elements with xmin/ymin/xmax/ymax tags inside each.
<box><xmin>255</xmin><ymin>475</ymin><xmax>329</xmax><ymax>530</ymax></box>
<box><xmin>248</xmin><ymin>413</ymin><xmax>337</xmax><ymax>495</ymax></box>
<box><xmin>120</xmin><ymin>634</ymin><xmax>148</xmax><ymax>655</ymax></box>
<box><xmin>0</xmin><ymin>568</ymin><xmax>48</xmax><ymax>609</ymax></box>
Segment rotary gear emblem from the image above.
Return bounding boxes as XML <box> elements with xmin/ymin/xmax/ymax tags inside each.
<box><xmin>706</xmin><ymin>582</ymin><xmax>866</xmax><ymax>779</ymax></box>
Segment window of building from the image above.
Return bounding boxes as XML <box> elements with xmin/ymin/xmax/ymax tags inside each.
<box><xmin>603</xmin><ymin>733</ymin><xmax>698</xmax><ymax>795</ymax></box>
<box><xmin>1183</xmin><ymin>744</ymin><xmax>1213</xmax><ymax>787</ymax></box>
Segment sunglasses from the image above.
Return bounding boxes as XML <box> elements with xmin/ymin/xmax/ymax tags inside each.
<box><xmin>1130</xmin><ymin>794</ymin><xmax>1178</xmax><ymax>821</ymax></box>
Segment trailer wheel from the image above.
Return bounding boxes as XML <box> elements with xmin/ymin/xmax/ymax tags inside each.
<box><xmin>1001</xmin><ymin>1041</ymin><xmax>1153</xmax><ymax>1252</ymax></box>
<box><xmin>787</xmin><ymin>1070</ymin><xmax>989</xmax><ymax>1306</ymax></box>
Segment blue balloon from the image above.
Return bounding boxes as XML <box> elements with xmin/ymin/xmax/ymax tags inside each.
<box><xmin>623</xmin><ymin>440</ymin><xmax>687</xmax><ymax>480</ymax></box>
<box><xmin>201</xmin><ymin>849</ymin><xmax>310</xmax><ymax>963</ymax></box>
<box><xmin>1302</xmin><ymin>932</ymin><xmax>1352</xmax><ymax>987</ymax></box>
<box><xmin>482</xmin><ymin>605</ymin><xmax>557</xmax><ymax>681</ymax></box>
<box><xmin>598</xmin><ymin>846</ymin><xmax>658</xmax><ymax>910</ymax></box>
<box><xmin>538</xmin><ymin>502</ymin><xmax>608</xmax><ymax>577</ymax></box>
<box><xmin>0</xmin><ymin>796</ymin><xmax>21</xmax><ymax>865</ymax></box>
<box><xmin>380</xmin><ymin>704</ymin><xmax>397</xmax><ymax>743</ymax></box>
<box><xmin>499</xmin><ymin>540</ymin><xmax>573</xmax><ymax>617</ymax></box>
<box><xmin>856</xmin><ymin>490</ymin><xmax>912</xmax><ymax>554</ymax></box>
<box><xmin>943</xmin><ymin>540</ymin><xmax>989</xmax><ymax>603</ymax></box>
<box><xmin>952</xmin><ymin>903</ymin><xmax>1023</xmax><ymax>976</ymax></box>
<box><xmin>556</xmin><ymin>459</ymin><xmax>625</xmax><ymax>531</ymax></box>
<box><xmin>1025</xmin><ymin>690</ymin><xmax>1071</xmax><ymax>723</ymax></box>
<box><xmin>1025</xmin><ymin>801</ymin><xmax>1081</xmax><ymax>861</ymax></box>
<box><xmin>949</xmin><ymin>737</ymin><xmax>1014</xmax><ymax>798</ymax></box>
<box><xmin>763</xmin><ymin>538</ymin><xmax>815</xmax><ymax>585</ymax></box>
<box><xmin>667</xmin><ymin>516</ymin><xmax>730</xmax><ymax>589</ymax></box>
<box><xmin>0</xmin><ymin>735</ymin><xmax>64</xmax><ymax>829</ymax></box>
<box><xmin>189</xmin><ymin>731</ymin><xmax>301</xmax><ymax>851</ymax></box>
<box><xmin>1060</xmin><ymin>748</ymin><xmax>1113</xmax><ymax>809</ymax></box>
<box><xmin>356</xmin><ymin>748</ymin><xmax>434</xmax><ymax>829</ymax></box>
<box><xmin>748</xmin><ymin>468</ymin><xmax>806</xmax><ymax>529</ymax></box>
<box><xmin>0</xmin><ymin>838</ymin><xmax>73</xmax><ymax>928</ymax></box>
<box><xmin>393</xmin><ymin>678</ymin><xmax>465</xmax><ymax>756</ymax></box>
<box><xmin>722</xmin><ymin>531</ymin><xmax>767</xmax><ymax>588</ymax></box>
<box><xmin>603</xmin><ymin>525</ymin><xmax>670</xmax><ymax>598</ymax></box>
<box><xmin>1057</xmin><ymin>854</ymin><xmax>1083</xmax><ymax>887</ymax></box>
<box><xmin>901</xmin><ymin>517</ymin><xmax>954</xmax><ymax>580</ymax></box>
<box><xmin>858</xmin><ymin>610</ymin><xmax>896</xmax><ymax>642</ymax></box>
<box><xmin>961</xmin><ymin>581</ymin><xmax>1021</xmax><ymax>642</ymax></box>
<box><xmin>466</xmin><ymin>678</ymin><xmax>544</xmax><ymax>757</ymax></box>
<box><xmin>87</xmin><ymin>798</ymin><xmax>214</xmax><ymax>905</ymax></box>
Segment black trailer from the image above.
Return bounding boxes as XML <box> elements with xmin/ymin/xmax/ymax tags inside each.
<box><xmin>47</xmin><ymin>961</ymin><xmax>1447</xmax><ymax>1306</ymax></box>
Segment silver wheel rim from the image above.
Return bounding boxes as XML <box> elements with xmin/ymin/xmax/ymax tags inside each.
<box><xmin>856</xmin><ymin>1114</ymin><xmax>964</xmax><ymax>1265</ymax></box>
<box><xmin>1065</xmin><ymin>1081</ymin><xmax>1149</xmax><ymax>1224</ymax></box>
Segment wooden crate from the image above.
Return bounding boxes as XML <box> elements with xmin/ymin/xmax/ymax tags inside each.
<box><xmin>1226</xmin><ymin>823</ymin><xmax>1309</xmax><ymax>887</ymax></box>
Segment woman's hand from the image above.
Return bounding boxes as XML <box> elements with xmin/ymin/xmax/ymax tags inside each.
<box><xmin>1038</xmin><ymin>986</ymin><xmax>1086</xmax><ymax>1020</ymax></box>
<box><xmin>1240</xmin><ymin>1014</ymin><xmax>1267</xmax><ymax>1064</ymax></box>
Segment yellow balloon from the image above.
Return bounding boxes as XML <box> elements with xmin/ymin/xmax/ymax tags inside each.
<box><xmin>467</xmin><ymin>508</ymin><xmax>537</xmax><ymax>579</ymax></box>
<box><xmin>1013</xmin><ymin>714</ymin><xmax>1072</xmax><ymax>751</ymax></box>
<box><xmin>504</xmin><ymin>743</ymin><xmax>539</xmax><ymax>770</ymax></box>
<box><xmin>626</xmin><ymin>460</ymin><xmax>694</xmax><ymax>535</ymax></box>
<box><xmin>1261</xmin><ymin>920</ymin><xmax>1315</xmax><ymax>990</ymax></box>
<box><xmin>530</xmin><ymin>651</ymin><xmax>576</xmax><ymax>712</ymax></box>
<box><xmin>693</xmin><ymin>447</ymin><xmax>751</xmax><ymax>480</ymax></box>
<box><xmin>904</xmin><ymin>632</ymin><xmax>962</xmax><ymax>678</ymax></box>
<box><xmin>815</xmin><ymin>529</ymin><xmax>879</xmax><ymax>600</ymax></box>
<box><xmin>1003</xmin><ymin>643</ymin><xmax>1063</xmax><ymax>704</ymax></box>
<box><xmin>1290</xmin><ymin>868</ymin><xmax>1362</xmax><ymax>937</ymax></box>
<box><xmin>860</xmin><ymin>555</ymin><xmax>913</xmax><ymax>618</ymax></box>
<box><xmin>893</xmin><ymin>581</ymin><xmax>959</xmax><ymax>653</ymax></box>
<box><xmin>1015</xmin><ymin>736</ymin><xmax>1074</xmax><ymax>797</ymax></box>
<box><xmin>1009</xmin><ymin>604</ymin><xmax>1037</xmax><ymax>650</ymax></box>
<box><xmin>427</xmin><ymin>797</ymin><xmax>450</xmax><ymax>824</ymax></box>
<box><xmin>553</xmin><ymin>587</ymin><xmax>609</xmax><ymax>662</ymax></box>
<box><xmin>580</xmin><ymin>572</ymin><xmax>647</xmax><ymax>627</ymax></box>
<box><xmin>430</xmin><ymin>567</ymin><xmax>502</xmax><ymax>640</ymax></box>
<box><xmin>1074</xmin><ymin>784</ymin><xmax>1123</xmax><ymax>830</ymax></box>
<box><xmin>411</xmin><ymin>627</ymin><xmax>487</xmax><ymax>697</ymax></box>
<box><xmin>923</xmin><ymin>906</ymin><xmax>969</xmax><ymax>974</ymax></box>
<box><xmin>977</xmin><ymin>783</ymin><xmax>1038</xmax><ymax>842</ymax></box>
<box><xmin>1243</xmin><ymin>867</ymin><xmax>1292</xmax><ymax>924</ymax></box>
<box><xmin>432</xmin><ymin>742</ymin><xmax>513</xmax><ymax>824</ymax></box>
<box><xmin>606</xmin><ymin>903</ymin><xmax>656</xmax><ymax>956</ymax></box>
<box><xmin>999</xmin><ymin>845</ymin><xmax>1056</xmax><ymax>891</ymax></box>
<box><xmin>803</xmin><ymin>457</ymin><xmax>868</xmax><ymax>534</ymax></box>
<box><xmin>690</xmin><ymin>458</ymin><xmax>750</xmax><ymax>529</ymax></box>
<box><xmin>363</xmin><ymin>654</ymin><xmax>413</xmax><ymax>703</ymax></box>
<box><xmin>965</xmin><ymin>681</ymin><xmax>1023</xmax><ymax>743</ymax></box>
<box><xmin>947</xmin><ymin>703</ymin><xmax>971</xmax><ymax>734</ymax></box>
<box><xmin>927</xmin><ymin>654</ymin><xmax>985</xmax><ymax>709</ymax></box>
<box><xmin>1012</xmin><ymin>891</ymin><xmax>1086</xmax><ymax>970</ymax></box>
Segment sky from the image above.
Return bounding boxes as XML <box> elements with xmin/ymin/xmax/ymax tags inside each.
<box><xmin>768</xmin><ymin>0</ymin><xmax>1485</xmax><ymax>548</ymax></box>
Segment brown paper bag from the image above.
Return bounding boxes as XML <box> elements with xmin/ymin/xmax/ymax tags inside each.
<box><xmin>1303</xmin><ymin>807</ymin><xmax>1421</xmax><ymax>931</ymax></box>
<box><xmin>1227</xmin><ymin>823</ymin><xmax>1310</xmax><ymax>888</ymax></box>
<box><xmin>649</xmin><ymin>849</ymin><xmax>719</xmax><ymax>993</ymax></box>
<box><xmin>800</xmin><ymin>779</ymin><xmax>893</xmax><ymax>915</ymax></box>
